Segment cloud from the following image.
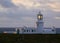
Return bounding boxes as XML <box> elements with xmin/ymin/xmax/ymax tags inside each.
<box><xmin>0</xmin><ymin>14</ymin><xmax>23</xmax><ymax>27</ymax></box>
<box><xmin>0</xmin><ymin>0</ymin><xmax>17</xmax><ymax>8</ymax></box>
<box><xmin>47</xmin><ymin>2</ymin><xmax>60</xmax><ymax>12</ymax></box>
<box><xmin>0</xmin><ymin>7</ymin><xmax>36</xmax><ymax>27</ymax></box>
<box><xmin>55</xmin><ymin>17</ymin><xmax>60</xmax><ymax>20</ymax></box>
<box><xmin>12</xmin><ymin>0</ymin><xmax>41</xmax><ymax>9</ymax></box>
<box><xmin>0</xmin><ymin>0</ymin><xmax>60</xmax><ymax>27</ymax></box>
<box><xmin>0</xmin><ymin>14</ymin><xmax>36</xmax><ymax>27</ymax></box>
<box><xmin>32</xmin><ymin>0</ymin><xmax>60</xmax><ymax>12</ymax></box>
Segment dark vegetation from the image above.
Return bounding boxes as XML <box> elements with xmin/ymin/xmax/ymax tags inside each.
<box><xmin>0</xmin><ymin>34</ymin><xmax>60</xmax><ymax>43</ymax></box>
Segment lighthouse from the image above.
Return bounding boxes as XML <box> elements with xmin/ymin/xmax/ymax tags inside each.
<box><xmin>36</xmin><ymin>12</ymin><xmax>44</xmax><ymax>33</ymax></box>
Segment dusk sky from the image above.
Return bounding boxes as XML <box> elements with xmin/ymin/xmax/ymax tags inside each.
<box><xmin>0</xmin><ymin>0</ymin><xmax>60</xmax><ymax>27</ymax></box>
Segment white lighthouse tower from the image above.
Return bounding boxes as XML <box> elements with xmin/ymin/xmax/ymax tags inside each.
<box><xmin>36</xmin><ymin>12</ymin><xmax>44</xmax><ymax>33</ymax></box>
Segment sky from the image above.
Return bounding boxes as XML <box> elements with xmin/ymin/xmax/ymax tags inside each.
<box><xmin>0</xmin><ymin>0</ymin><xmax>60</xmax><ymax>28</ymax></box>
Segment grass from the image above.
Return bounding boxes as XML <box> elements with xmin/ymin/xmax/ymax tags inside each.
<box><xmin>0</xmin><ymin>34</ymin><xmax>60</xmax><ymax>43</ymax></box>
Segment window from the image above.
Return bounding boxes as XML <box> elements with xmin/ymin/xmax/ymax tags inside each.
<box><xmin>37</xmin><ymin>15</ymin><xmax>43</xmax><ymax>20</ymax></box>
<box><xmin>23</xmin><ymin>30</ymin><xmax>26</xmax><ymax>32</ymax></box>
<box><xmin>32</xmin><ymin>30</ymin><xmax>33</xmax><ymax>32</ymax></box>
<box><xmin>52</xmin><ymin>29</ymin><xmax>54</xmax><ymax>32</ymax></box>
<box><xmin>27</xmin><ymin>30</ymin><xmax>28</xmax><ymax>32</ymax></box>
<box><xmin>32</xmin><ymin>30</ymin><xmax>36</xmax><ymax>32</ymax></box>
<box><xmin>27</xmin><ymin>30</ymin><xmax>30</xmax><ymax>32</ymax></box>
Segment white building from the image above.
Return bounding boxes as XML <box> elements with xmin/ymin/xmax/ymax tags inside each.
<box><xmin>3</xmin><ymin>12</ymin><xmax>56</xmax><ymax>34</ymax></box>
<box><xmin>16</xmin><ymin>12</ymin><xmax>56</xmax><ymax>34</ymax></box>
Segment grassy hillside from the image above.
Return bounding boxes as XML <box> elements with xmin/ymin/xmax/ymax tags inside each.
<box><xmin>0</xmin><ymin>34</ymin><xmax>60</xmax><ymax>43</ymax></box>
